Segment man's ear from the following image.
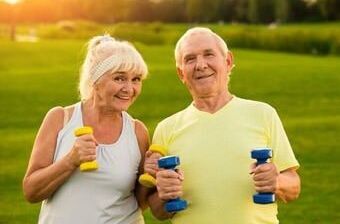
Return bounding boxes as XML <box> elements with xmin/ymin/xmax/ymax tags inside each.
<box><xmin>226</xmin><ymin>51</ymin><xmax>234</xmax><ymax>72</ymax></box>
<box><xmin>176</xmin><ymin>67</ymin><xmax>185</xmax><ymax>83</ymax></box>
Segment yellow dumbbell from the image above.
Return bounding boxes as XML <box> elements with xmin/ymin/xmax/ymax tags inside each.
<box><xmin>74</xmin><ymin>126</ymin><xmax>98</xmax><ymax>171</ymax></box>
<box><xmin>138</xmin><ymin>144</ymin><xmax>167</xmax><ymax>188</ymax></box>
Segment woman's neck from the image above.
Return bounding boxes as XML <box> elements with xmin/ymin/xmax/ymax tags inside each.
<box><xmin>82</xmin><ymin>99</ymin><xmax>121</xmax><ymax>125</ymax></box>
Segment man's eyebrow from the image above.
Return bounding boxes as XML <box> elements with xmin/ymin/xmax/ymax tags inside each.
<box><xmin>183</xmin><ymin>54</ymin><xmax>196</xmax><ymax>60</ymax></box>
<box><xmin>203</xmin><ymin>49</ymin><xmax>215</xmax><ymax>53</ymax></box>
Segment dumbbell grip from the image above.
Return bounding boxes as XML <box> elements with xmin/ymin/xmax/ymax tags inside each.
<box><xmin>74</xmin><ymin>126</ymin><xmax>98</xmax><ymax>171</ymax></box>
<box><xmin>158</xmin><ymin>155</ymin><xmax>187</xmax><ymax>212</ymax></box>
<box><xmin>251</xmin><ymin>148</ymin><xmax>275</xmax><ymax>204</ymax></box>
<box><xmin>138</xmin><ymin>145</ymin><xmax>168</xmax><ymax>188</ymax></box>
<box><xmin>256</xmin><ymin>158</ymin><xmax>268</xmax><ymax>166</ymax></box>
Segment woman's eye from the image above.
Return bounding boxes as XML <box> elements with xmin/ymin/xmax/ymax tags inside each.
<box><xmin>132</xmin><ymin>76</ymin><xmax>142</xmax><ymax>82</ymax></box>
<box><xmin>114</xmin><ymin>76</ymin><xmax>125</xmax><ymax>82</ymax></box>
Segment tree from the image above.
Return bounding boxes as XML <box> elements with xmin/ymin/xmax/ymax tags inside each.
<box><xmin>0</xmin><ymin>2</ymin><xmax>11</xmax><ymax>23</ymax></box>
<box><xmin>218</xmin><ymin>0</ymin><xmax>239</xmax><ymax>22</ymax></box>
<box><xmin>234</xmin><ymin>0</ymin><xmax>249</xmax><ymax>22</ymax></box>
<box><xmin>275</xmin><ymin>0</ymin><xmax>290</xmax><ymax>23</ymax></box>
<box><xmin>248</xmin><ymin>0</ymin><xmax>275</xmax><ymax>24</ymax></box>
<box><xmin>81</xmin><ymin>0</ymin><xmax>129</xmax><ymax>23</ymax></box>
<box><xmin>186</xmin><ymin>0</ymin><xmax>220</xmax><ymax>22</ymax></box>
<box><xmin>16</xmin><ymin>0</ymin><xmax>59</xmax><ymax>22</ymax></box>
<box><xmin>127</xmin><ymin>0</ymin><xmax>154</xmax><ymax>22</ymax></box>
<box><xmin>317</xmin><ymin>0</ymin><xmax>340</xmax><ymax>20</ymax></box>
<box><xmin>153</xmin><ymin>0</ymin><xmax>186</xmax><ymax>22</ymax></box>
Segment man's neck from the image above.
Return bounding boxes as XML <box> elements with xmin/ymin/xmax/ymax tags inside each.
<box><xmin>193</xmin><ymin>91</ymin><xmax>233</xmax><ymax>114</ymax></box>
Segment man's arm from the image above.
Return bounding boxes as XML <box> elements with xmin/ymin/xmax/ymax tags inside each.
<box><xmin>148</xmin><ymin>191</ymin><xmax>174</xmax><ymax>220</ymax></box>
<box><xmin>275</xmin><ymin>168</ymin><xmax>300</xmax><ymax>202</ymax></box>
<box><xmin>252</xmin><ymin>164</ymin><xmax>300</xmax><ymax>203</ymax></box>
<box><xmin>147</xmin><ymin>169</ymin><xmax>184</xmax><ymax>220</ymax></box>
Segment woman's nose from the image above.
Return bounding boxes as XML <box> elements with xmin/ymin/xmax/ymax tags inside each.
<box><xmin>122</xmin><ymin>81</ymin><xmax>133</xmax><ymax>93</ymax></box>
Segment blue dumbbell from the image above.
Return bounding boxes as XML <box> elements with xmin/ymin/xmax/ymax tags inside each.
<box><xmin>158</xmin><ymin>155</ymin><xmax>187</xmax><ymax>213</ymax></box>
<box><xmin>251</xmin><ymin>148</ymin><xmax>275</xmax><ymax>204</ymax></box>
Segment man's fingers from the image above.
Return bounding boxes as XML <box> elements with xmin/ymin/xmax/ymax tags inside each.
<box><xmin>158</xmin><ymin>191</ymin><xmax>182</xmax><ymax>200</ymax></box>
<box><xmin>249</xmin><ymin>162</ymin><xmax>257</xmax><ymax>174</ymax></box>
<box><xmin>157</xmin><ymin>170</ymin><xmax>178</xmax><ymax>179</ymax></box>
<box><xmin>254</xmin><ymin>164</ymin><xmax>272</xmax><ymax>173</ymax></box>
<box><xmin>255</xmin><ymin>184</ymin><xmax>277</xmax><ymax>193</ymax></box>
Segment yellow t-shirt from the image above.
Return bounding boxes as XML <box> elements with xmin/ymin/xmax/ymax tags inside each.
<box><xmin>152</xmin><ymin>96</ymin><xmax>299</xmax><ymax>224</ymax></box>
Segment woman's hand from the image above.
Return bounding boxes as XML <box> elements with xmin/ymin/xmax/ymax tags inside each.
<box><xmin>69</xmin><ymin>134</ymin><xmax>98</xmax><ymax>167</ymax></box>
<box><xmin>144</xmin><ymin>150</ymin><xmax>163</xmax><ymax>177</ymax></box>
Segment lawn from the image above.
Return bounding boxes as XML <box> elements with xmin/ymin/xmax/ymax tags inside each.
<box><xmin>0</xmin><ymin>39</ymin><xmax>339</xmax><ymax>223</ymax></box>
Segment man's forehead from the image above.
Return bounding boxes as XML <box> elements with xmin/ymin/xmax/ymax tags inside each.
<box><xmin>181</xmin><ymin>34</ymin><xmax>218</xmax><ymax>55</ymax></box>
<box><xmin>182</xmin><ymin>32</ymin><xmax>214</xmax><ymax>44</ymax></box>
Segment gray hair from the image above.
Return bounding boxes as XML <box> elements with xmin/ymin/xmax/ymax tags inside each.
<box><xmin>79</xmin><ymin>35</ymin><xmax>148</xmax><ymax>101</ymax></box>
<box><xmin>174</xmin><ymin>27</ymin><xmax>229</xmax><ymax>68</ymax></box>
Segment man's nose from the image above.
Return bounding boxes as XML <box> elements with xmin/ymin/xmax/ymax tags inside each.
<box><xmin>195</xmin><ymin>56</ymin><xmax>208</xmax><ymax>70</ymax></box>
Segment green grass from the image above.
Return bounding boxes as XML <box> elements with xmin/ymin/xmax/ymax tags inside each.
<box><xmin>0</xmin><ymin>39</ymin><xmax>339</xmax><ymax>223</ymax></box>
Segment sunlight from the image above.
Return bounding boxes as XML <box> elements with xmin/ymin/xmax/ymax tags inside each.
<box><xmin>4</xmin><ymin>0</ymin><xmax>19</xmax><ymax>5</ymax></box>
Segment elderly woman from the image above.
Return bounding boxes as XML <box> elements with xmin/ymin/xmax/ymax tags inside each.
<box><xmin>23</xmin><ymin>35</ymin><xmax>149</xmax><ymax>224</ymax></box>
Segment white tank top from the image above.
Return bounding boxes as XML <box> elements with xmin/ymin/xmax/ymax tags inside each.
<box><xmin>38</xmin><ymin>102</ymin><xmax>144</xmax><ymax>224</ymax></box>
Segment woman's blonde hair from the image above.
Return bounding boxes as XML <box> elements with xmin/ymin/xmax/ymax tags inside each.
<box><xmin>79</xmin><ymin>35</ymin><xmax>148</xmax><ymax>101</ymax></box>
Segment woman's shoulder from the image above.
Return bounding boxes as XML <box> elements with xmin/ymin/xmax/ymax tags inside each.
<box><xmin>44</xmin><ymin>106</ymin><xmax>64</xmax><ymax>121</ymax></box>
<box><xmin>133</xmin><ymin>119</ymin><xmax>149</xmax><ymax>152</ymax></box>
<box><xmin>134</xmin><ymin>119</ymin><xmax>149</xmax><ymax>140</ymax></box>
<box><xmin>123</xmin><ymin>112</ymin><xmax>148</xmax><ymax>135</ymax></box>
<box><xmin>43</xmin><ymin>103</ymin><xmax>78</xmax><ymax>129</ymax></box>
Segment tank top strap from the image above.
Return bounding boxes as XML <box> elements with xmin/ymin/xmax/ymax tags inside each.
<box><xmin>72</xmin><ymin>102</ymin><xmax>83</xmax><ymax>126</ymax></box>
<box><xmin>122</xmin><ymin>111</ymin><xmax>136</xmax><ymax>136</ymax></box>
<box><xmin>59</xmin><ymin>102</ymin><xmax>82</xmax><ymax>136</ymax></box>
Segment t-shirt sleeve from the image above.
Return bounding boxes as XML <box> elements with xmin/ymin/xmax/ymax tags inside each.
<box><xmin>152</xmin><ymin>121</ymin><xmax>170</xmax><ymax>148</ymax></box>
<box><xmin>267</xmin><ymin>107</ymin><xmax>300</xmax><ymax>172</ymax></box>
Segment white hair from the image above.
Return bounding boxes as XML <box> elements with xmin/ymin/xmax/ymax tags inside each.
<box><xmin>174</xmin><ymin>27</ymin><xmax>229</xmax><ymax>68</ymax></box>
<box><xmin>79</xmin><ymin>35</ymin><xmax>148</xmax><ymax>101</ymax></box>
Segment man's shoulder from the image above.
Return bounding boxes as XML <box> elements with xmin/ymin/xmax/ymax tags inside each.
<box><xmin>235</xmin><ymin>96</ymin><xmax>276</xmax><ymax>113</ymax></box>
<box><xmin>156</xmin><ymin>105</ymin><xmax>191</xmax><ymax>129</ymax></box>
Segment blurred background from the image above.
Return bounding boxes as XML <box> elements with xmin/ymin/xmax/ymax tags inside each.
<box><xmin>0</xmin><ymin>0</ymin><xmax>339</xmax><ymax>223</ymax></box>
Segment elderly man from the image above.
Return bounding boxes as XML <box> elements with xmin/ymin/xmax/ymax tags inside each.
<box><xmin>146</xmin><ymin>27</ymin><xmax>300</xmax><ymax>223</ymax></box>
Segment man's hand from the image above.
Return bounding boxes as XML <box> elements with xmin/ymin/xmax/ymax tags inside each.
<box><xmin>250</xmin><ymin>162</ymin><xmax>279</xmax><ymax>193</ymax></box>
<box><xmin>156</xmin><ymin>169</ymin><xmax>184</xmax><ymax>200</ymax></box>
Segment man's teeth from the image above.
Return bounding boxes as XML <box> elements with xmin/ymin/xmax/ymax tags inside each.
<box><xmin>197</xmin><ymin>74</ymin><xmax>213</xmax><ymax>79</ymax></box>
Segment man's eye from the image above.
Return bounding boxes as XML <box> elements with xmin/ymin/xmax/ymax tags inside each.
<box><xmin>185</xmin><ymin>57</ymin><xmax>195</xmax><ymax>63</ymax></box>
<box><xmin>205</xmin><ymin>53</ymin><xmax>214</xmax><ymax>57</ymax></box>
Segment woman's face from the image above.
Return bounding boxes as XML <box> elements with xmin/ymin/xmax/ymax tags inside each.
<box><xmin>93</xmin><ymin>70</ymin><xmax>143</xmax><ymax>112</ymax></box>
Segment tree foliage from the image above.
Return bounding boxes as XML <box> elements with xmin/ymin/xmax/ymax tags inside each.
<box><xmin>0</xmin><ymin>0</ymin><xmax>339</xmax><ymax>23</ymax></box>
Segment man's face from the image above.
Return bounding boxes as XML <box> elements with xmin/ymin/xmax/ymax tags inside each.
<box><xmin>177</xmin><ymin>33</ymin><xmax>233</xmax><ymax>99</ymax></box>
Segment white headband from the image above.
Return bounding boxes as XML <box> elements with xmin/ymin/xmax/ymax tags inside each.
<box><xmin>90</xmin><ymin>54</ymin><xmax>119</xmax><ymax>83</ymax></box>
<box><xmin>89</xmin><ymin>35</ymin><xmax>117</xmax><ymax>83</ymax></box>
